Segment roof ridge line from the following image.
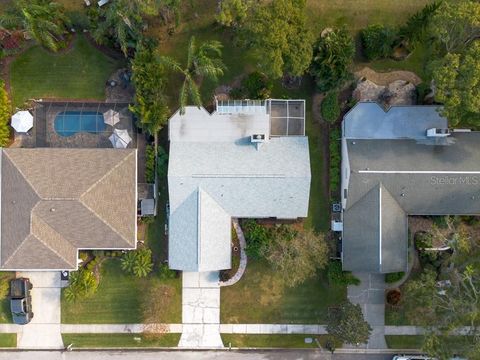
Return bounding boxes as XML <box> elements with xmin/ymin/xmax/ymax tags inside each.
<box><xmin>1</xmin><ymin>235</ymin><xmax>30</xmax><ymax>268</ymax></box>
<box><xmin>30</xmin><ymin>212</ymin><xmax>77</xmax><ymax>267</ymax></box>
<box><xmin>3</xmin><ymin>151</ymin><xmax>42</xmax><ymax>198</ymax></box>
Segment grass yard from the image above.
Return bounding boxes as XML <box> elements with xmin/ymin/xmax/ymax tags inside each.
<box><xmin>221</xmin><ymin>334</ymin><xmax>342</xmax><ymax>349</ymax></box>
<box><xmin>0</xmin><ymin>333</ymin><xmax>16</xmax><ymax>348</ymax></box>
<box><xmin>221</xmin><ymin>260</ymin><xmax>346</xmax><ymax>324</ymax></box>
<box><xmin>8</xmin><ymin>34</ymin><xmax>122</xmax><ymax>108</ymax></box>
<box><xmin>62</xmin><ymin>333</ymin><xmax>180</xmax><ymax>348</ymax></box>
<box><xmin>61</xmin><ymin>260</ymin><xmax>181</xmax><ymax>324</ymax></box>
<box><xmin>386</xmin><ymin>335</ymin><xmax>473</xmax><ymax>354</ymax></box>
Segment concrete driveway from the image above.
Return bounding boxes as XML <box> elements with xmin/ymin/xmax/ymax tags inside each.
<box><xmin>15</xmin><ymin>271</ymin><xmax>63</xmax><ymax>349</ymax></box>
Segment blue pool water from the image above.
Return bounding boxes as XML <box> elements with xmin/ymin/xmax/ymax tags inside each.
<box><xmin>54</xmin><ymin>111</ymin><xmax>106</xmax><ymax>137</ymax></box>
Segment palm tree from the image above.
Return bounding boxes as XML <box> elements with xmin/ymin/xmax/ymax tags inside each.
<box><xmin>0</xmin><ymin>0</ymin><xmax>68</xmax><ymax>52</ymax></box>
<box><xmin>160</xmin><ymin>36</ymin><xmax>226</xmax><ymax>114</ymax></box>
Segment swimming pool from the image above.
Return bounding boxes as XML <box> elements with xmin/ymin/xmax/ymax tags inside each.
<box><xmin>54</xmin><ymin>111</ymin><xmax>106</xmax><ymax>137</ymax></box>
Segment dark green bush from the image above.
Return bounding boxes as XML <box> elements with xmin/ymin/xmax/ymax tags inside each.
<box><xmin>432</xmin><ymin>216</ymin><xmax>449</xmax><ymax>229</ymax></box>
<box><xmin>385</xmin><ymin>272</ymin><xmax>405</xmax><ymax>283</ymax></box>
<box><xmin>329</xmin><ymin>128</ymin><xmax>341</xmax><ymax>196</ymax></box>
<box><xmin>67</xmin><ymin>10</ymin><xmax>90</xmax><ymax>30</ymax></box>
<box><xmin>140</xmin><ymin>216</ymin><xmax>155</xmax><ymax>224</ymax></box>
<box><xmin>157</xmin><ymin>145</ymin><xmax>168</xmax><ymax>178</ymax></box>
<box><xmin>415</xmin><ymin>231</ymin><xmax>433</xmax><ymax>249</ymax></box>
<box><xmin>361</xmin><ymin>24</ymin><xmax>397</xmax><ymax>60</ymax></box>
<box><xmin>243</xmin><ymin>220</ymin><xmax>271</xmax><ymax>259</ymax></box>
<box><xmin>241</xmin><ymin>71</ymin><xmax>272</xmax><ymax>100</ymax></box>
<box><xmin>327</xmin><ymin>260</ymin><xmax>360</xmax><ymax>286</ymax></box>
<box><xmin>145</xmin><ymin>145</ymin><xmax>155</xmax><ymax>183</ymax></box>
<box><xmin>321</xmin><ymin>92</ymin><xmax>341</xmax><ymax>123</ymax></box>
<box><xmin>158</xmin><ymin>263</ymin><xmax>177</xmax><ymax>280</ymax></box>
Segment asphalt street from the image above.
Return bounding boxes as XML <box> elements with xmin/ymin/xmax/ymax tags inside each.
<box><xmin>0</xmin><ymin>350</ymin><xmax>406</xmax><ymax>360</ymax></box>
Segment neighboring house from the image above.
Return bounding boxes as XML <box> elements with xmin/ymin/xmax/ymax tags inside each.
<box><xmin>167</xmin><ymin>100</ymin><xmax>311</xmax><ymax>272</ymax></box>
<box><xmin>0</xmin><ymin>148</ymin><xmax>137</xmax><ymax>270</ymax></box>
<box><xmin>340</xmin><ymin>102</ymin><xmax>480</xmax><ymax>273</ymax></box>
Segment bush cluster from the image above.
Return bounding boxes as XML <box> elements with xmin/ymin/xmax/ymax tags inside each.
<box><xmin>385</xmin><ymin>272</ymin><xmax>405</xmax><ymax>284</ymax></box>
<box><xmin>327</xmin><ymin>260</ymin><xmax>360</xmax><ymax>286</ymax></box>
<box><xmin>321</xmin><ymin>92</ymin><xmax>340</xmax><ymax>123</ymax></box>
<box><xmin>243</xmin><ymin>219</ymin><xmax>272</xmax><ymax>259</ymax></box>
<box><xmin>158</xmin><ymin>263</ymin><xmax>177</xmax><ymax>280</ymax></box>
<box><xmin>0</xmin><ymin>81</ymin><xmax>11</xmax><ymax>147</ymax></box>
<box><xmin>360</xmin><ymin>24</ymin><xmax>397</xmax><ymax>60</ymax></box>
<box><xmin>121</xmin><ymin>248</ymin><xmax>153</xmax><ymax>278</ymax></box>
<box><xmin>229</xmin><ymin>71</ymin><xmax>272</xmax><ymax>100</ymax></box>
<box><xmin>329</xmin><ymin>128</ymin><xmax>341</xmax><ymax>197</ymax></box>
<box><xmin>64</xmin><ymin>268</ymin><xmax>98</xmax><ymax>303</ymax></box>
<box><xmin>415</xmin><ymin>231</ymin><xmax>433</xmax><ymax>250</ymax></box>
<box><xmin>386</xmin><ymin>289</ymin><xmax>401</xmax><ymax>305</ymax></box>
<box><xmin>145</xmin><ymin>145</ymin><xmax>169</xmax><ymax>183</ymax></box>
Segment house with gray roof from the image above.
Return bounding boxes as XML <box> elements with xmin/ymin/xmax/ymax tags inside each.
<box><xmin>168</xmin><ymin>100</ymin><xmax>311</xmax><ymax>272</ymax></box>
<box><xmin>0</xmin><ymin>148</ymin><xmax>137</xmax><ymax>270</ymax></box>
<box><xmin>341</xmin><ymin>102</ymin><xmax>480</xmax><ymax>273</ymax></box>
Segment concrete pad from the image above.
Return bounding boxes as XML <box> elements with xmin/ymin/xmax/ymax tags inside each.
<box><xmin>198</xmin><ymin>272</ymin><xmax>220</xmax><ymax>288</ymax></box>
<box><xmin>182</xmin><ymin>272</ymin><xmax>200</xmax><ymax>288</ymax></box>
<box><xmin>232</xmin><ymin>324</ymin><xmax>247</xmax><ymax>334</ymax></box>
<box><xmin>203</xmin><ymin>307</ymin><xmax>220</xmax><ymax>324</ymax></box>
<box><xmin>219</xmin><ymin>324</ymin><xmax>232</xmax><ymax>333</ymax></box>
<box><xmin>245</xmin><ymin>324</ymin><xmax>260</xmax><ymax>334</ymax></box>
<box><xmin>16</xmin><ymin>272</ymin><xmax>60</xmax><ymax>288</ymax></box>
<box><xmin>368</xmin><ymin>289</ymin><xmax>385</xmax><ymax>304</ymax></box>
<box><xmin>178</xmin><ymin>324</ymin><xmax>223</xmax><ymax>348</ymax></box>
<box><xmin>17</xmin><ymin>324</ymin><xmax>63</xmax><ymax>349</ymax></box>
<box><xmin>30</xmin><ymin>288</ymin><xmax>60</xmax><ymax>324</ymax></box>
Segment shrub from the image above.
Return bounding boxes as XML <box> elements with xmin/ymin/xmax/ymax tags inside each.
<box><xmin>432</xmin><ymin>216</ymin><xmax>449</xmax><ymax>229</ymax></box>
<box><xmin>321</xmin><ymin>92</ymin><xmax>340</xmax><ymax>123</ymax></box>
<box><xmin>0</xmin><ymin>81</ymin><xmax>11</xmax><ymax>147</ymax></box>
<box><xmin>243</xmin><ymin>220</ymin><xmax>271</xmax><ymax>259</ymax></box>
<box><xmin>78</xmin><ymin>251</ymin><xmax>89</xmax><ymax>262</ymax></box>
<box><xmin>241</xmin><ymin>71</ymin><xmax>272</xmax><ymax>100</ymax></box>
<box><xmin>327</xmin><ymin>260</ymin><xmax>360</xmax><ymax>286</ymax></box>
<box><xmin>145</xmin><ymin>145</ymin><xmax>155</xmax><ymax>183</ymax></box>
<box><xmin>157</xmin><ymin>145</ymin><xmax>168</xmax><ymax>178</ymax></box>
<box><xmin>158</xmin><ymin>263</ymin><xmax>176</xmax><ymax>280</ymax></box>
<box><xmin>415</xmin><ymin>231</ymin><xmax>433</xmax><ymax>249</ymax></box>
<box><xmin>386</xmin><ymin>289</ymin><xmax>401</xmax><ymax>305</ymax></box>
<box><xmin>0</xmin><ymin>273</ymin><xmax>12</xmax><ymax>300</ymax></box>
<box><xmin>121</xmin><ymin>248</ymin><xmax>153</xmax><ymax>278</ymax></box>
<box><xmin>228</xmin><ymin>86</ymin><xmax>246</xmax><ymax>99</ymax></box>
<box><xmin>140</xmin><ymin>216</ymin><xmax>155</xmax><ymax>224</ymax></box>
<box><xmin>67</xmin><ymin>10</ymin><xmax>90</xmax><ymax>30</ymax></box>
<box><xmin>385</xmin><ymin>272</ymin><xmax>405</xmax><ymax>283</ymax></box>
<box><xmin>64</xmin><ymin>268</ymin><xmax>98</xmax><ymax>302</ymax></box>
<box><xmin>361</xmin><ymin>24</ymin><xmax>397</xmax><ymax>60</ymax></box>
<box><xmin>311</xmin><ymin>27</ymin><xmax>355</xmax><ymax>92</ymax></box>
<box><xmin>329</xmin><ymin>128</ymin><xmax>341</xmax><ymax>196</ymax></box>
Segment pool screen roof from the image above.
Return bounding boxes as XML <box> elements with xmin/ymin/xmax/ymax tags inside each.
<box><xmin>0</xmin><ymin>148</ymin><xmax>137</xmax><ymax>270</ymax></box>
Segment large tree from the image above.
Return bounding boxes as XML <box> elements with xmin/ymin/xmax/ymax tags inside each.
<box><xmin>430</xmin><ymin>0</ymin><xmax>480</xmax><ymax>54</ymax></box>
<box><xmin>130</xmin><ymin>42</ymin><xmax>170</xmax><ymax>149</ymax></box>
<box><xmin>311</xmin><ymin>27</ymin><xmax>355</xmax><ymax>92</ymax></box>
<box><xmin>261</xmin><ymin>227</ymin><xmax>329</xmax><ymax>287</ymax></box>
<box><xmin>160</xmin><ymin>36</ymin><xmax>226</xmax><ymax>114</ymax></box>
<box><xmin>0</xmin><ymin>0</ymin><xmax>69</xmax><ymax>52</ymax></box>
<box><xmin>326</xmin><ymin>301</ymin><xmax>371</xmax><ymax>345</ymax></box>
<box><xmin>431</xmin><ymin>41</ymin><xmax>480</xmax><ymax>127</ymax></box>
<box><xmin>216</xmin><ymin>0</ymin><xmax>252</xmax><ymax>28</ymax></box>
<box><xmin>241</xmin><ymin>0</ymin><xmax>313</xmax><ymax>79</ymax></box>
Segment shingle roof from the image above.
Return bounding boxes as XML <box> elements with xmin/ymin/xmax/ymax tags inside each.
<box><xmin>0</xmin><ymin>148</ymin><xmax>137</xmax><ymax>270</ymax></box>
<box><xmin>341</xmin><ymin>103</ymin><xmax>480</xmax><ymax>273</ymax></box>
<box><xmin>168</xmin><ymin>107</ymin><xmax>311</xmax><ymax>271</ymax></box>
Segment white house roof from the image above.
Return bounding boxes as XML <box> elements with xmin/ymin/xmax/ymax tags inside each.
<box><xmin>168</xmin><ymin>106</ymin><xmax>311</xmax><ymax>272</ymax></box>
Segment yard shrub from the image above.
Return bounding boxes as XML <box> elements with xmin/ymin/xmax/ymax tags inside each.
<box><xmin>361</xmin><ymin>24</ymin><xmax>397</xmax><ymax>60</ymax></box>
<box><xmin>145</xmin><ymin>145</ymin><xmax>155</xmax><ymax>183</ymax></box>
<box><xmin>140</xmin><ymin>216</ymin><xmax>155</xmax><ymax>224</ymax></box>
<box><xmin>157</xmin><ymin>145</ymin><xmax>168</xmax><ymax>178</ymax></box>
<box><xmin>327</xmin><ymin>260</ymin><xmax>360</xmax><ymax>286</ymax></box>
<box><xmin>67</xmin><ymin>10</ymin><xmax>90</xmax><ymax>30</ymax></box>
<box><xmin>386</xmin><ymin>289</ymin><xmax>402</xmax><ymax>306</ymax></box>
<box><xmin>121</xmin><ymin>248</ymin><xmax>153</xmax><ymax>278</ymax></box>
<box><xmin>241</xmin><ymin>71</ymin><xmax>272</xmax><ymax>100</ymax></box>
<box><xmin>311</xmin><ymin>27</ymin><xmax>355</xmax><ymax>92</ymax></box>
<box><xmin>243</xmin><ymin>220</ymin><xmax>271</xmax><ymax>259</ymax></box>
<box><xmin>385</xmin><ymin>272</ymin><xmax>405</xmax><ymax>284</ymax></box>
<box><xmin>64</xmin><ymin>268</ymin><xmax>98</xmax><ymax>303</ymax></box>
<box><xmin>415</xmin><ymin>231</ymin><xmax>433</xmax><ymax>250</ymax></box>
<box><xmin>0</xmin><ymin>81</ymin><xmax>11</xmax><ymax>147</ymax></box>
<box><xmin>321</xmin><ymin>92</ymin><xmax>340</xmax><ymax>123</ymax></box>
<box><xmin>0</xmin><ymin>273</ymin><xmax>12</xmax><ymax>300</ymax></box>
<box><xmin>158</xmin><ymin>263</ymin><xmax>176</xmax><ymax>280</ymax></box>
<box><xmin>329</xmin><ymin>128</ymin><xmax>341</xmax><ymax>197</ymax></box>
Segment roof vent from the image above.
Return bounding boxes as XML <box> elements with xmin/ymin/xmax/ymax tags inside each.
<box><xmin>251</xmin><ymin>134</ymin><xmax>267</xmax><ymax>150</ymax></box>
<box><xmin>50</xmin><ymin>208</ymin><xmax>56</xmax><ymax>212</ymax></box>
<box><xmin>427</xmin><ymin>128</ymin><xmax>450</xmax><ymax>138</ymax></box>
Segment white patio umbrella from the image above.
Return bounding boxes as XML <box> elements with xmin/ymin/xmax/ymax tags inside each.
<box><xmin>103</xmin><ymin>109</ymin><xmax>120</xmax><ymax>126</ymax></box>
<box><xmin>109</xmin><ymin>128</ymin><xmax>132</xmax><ymax>148</ymax></box>
<box><xmin>11</xmin><ymin>111</ymin><xmax>33</xmax><ymax>133</ymax></box>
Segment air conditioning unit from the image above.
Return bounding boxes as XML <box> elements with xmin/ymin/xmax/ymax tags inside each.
<box><xmin>426</xmin><ymin>128</ymin><xmax>450</xmax><ymax>137</ymax></box>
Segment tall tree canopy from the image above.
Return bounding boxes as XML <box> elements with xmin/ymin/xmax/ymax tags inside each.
<box><xmin>430</xmin><ymin>0</ymin><xmax>480</xmax><ymax>54</ymax></box>
<box><xmin>326</xmin><ymin>301</ymin><xmax>371</xmax><ymax>345</ymax></box>
<box><xmin>216</xmin><ymin>0</ymin><xmax>252</xmax><ymax>28</ymax></box>
<box><xmin>311</xmin><ymin>27</ymin><xmax>355</xmax><ymax>92</ymax></box>
<box><xmin>241</xmin><ymin>0</ymin><xmax>313</xmax><ymax>79</ymax></box>
<box><xmin>160</xmin><ymin>36</ymin><xmax>225</xmax><ymax>114</ymax></box>
<box><xmin>431</xmin><ymin>41</ymin><xmax>480</xmax><ymax>127</ymax></box>
<box><xmin>130</xmin><ymin>42</ymin><xmax>169</xmax><ymax>146</ymax></box>
<box><xmin>0</xmin><ymin>0</ymin><xmax>69</xmax><ymax>52</ymax></box>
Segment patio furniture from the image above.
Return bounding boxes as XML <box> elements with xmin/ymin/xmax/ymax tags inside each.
<box><xmin>11</xmin><ymin>110</ymin><xmax>33</xmax><ymax>133</ymax></box>
<box><xmin>109</xmin><ymin>128</ymin><xmax>132</xmax><ymax>148</ymax></box>
<box><xmin>103</xmin><ymin>109</ymin><xmax>120</xmax><ymax>126</ymax></box>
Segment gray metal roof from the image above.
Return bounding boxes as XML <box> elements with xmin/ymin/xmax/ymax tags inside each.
<box><xmin>0</xmin><ymin>148</ymin><xmax>137</xmax><ymax>270</ymax></box>
<box><xmin>343</xmin><ymin>102</ymin><xmax>447</xmax><ymax>140</ymax></box>
<box><xmin>342</xmin><ymin>103</ymin><xmax>480</xmax><ymax>273</ymax></box>
<box><xmin>168</xmin><ymin>107</ymin><xmax>311</xmax><ymax>272</ymax></box>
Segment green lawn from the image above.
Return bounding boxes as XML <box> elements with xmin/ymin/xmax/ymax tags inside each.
<box><xmin>61</xmin><ymin>260</ymin><xmax>181</xmax><ymax>324</ymax></box>
<box><xmin>221</xmin><ymin>260</ymin><xmax>346</xmax><ymax>324</ymax></box>
<box><xmin>9</xmin><ymin>34</ymin><xmax>121</xmax><ymax>107</ymax></box>
<box><xmin>62</xmin><ymin>333</ymin><xmax>180</xmax><ymax>348</ymax></box>
<box><xmin>386</xmin><ymin>335</ymin><xmax>473</xmax><ymax>354</ymax></box>
<box><xmin>222</xmin><ymin>334</ymin><xmax>342</xmax><ymax>349</ymax></box>
<box><xmin>0</xmin><ymin>333</ymin><xmax>16</xmax><ymax>348</ymax></box>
